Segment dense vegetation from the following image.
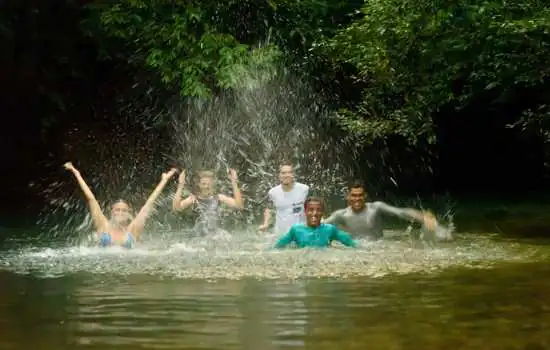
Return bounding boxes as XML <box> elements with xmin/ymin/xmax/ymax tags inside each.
<box><xmin>2</xmin><ymin>0</ymin><xmax>550</xmax><ymax>218</ymax></box>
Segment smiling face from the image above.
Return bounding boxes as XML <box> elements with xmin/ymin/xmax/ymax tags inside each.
<box><xmin>347</xmin><ymin>186</ymin><xmax>366</xmax><ymax>212</ymax></box>
<box><xmin>197</xmin><ymin>171</ymin><xmax>215</xmax><ymax>196</ymax></box>
<box><xmin>110</xmin><ymin>201</ymin><xmax>132</xmax><ymax>226</ymax></box>
<box><xmin>305</xmin><ymin>200</ymin><xmax>324</xmax><ymax>227</ymax></box>
<box><xmin>279</xmin><ymin>165</ymin><xmax>294</xmax><ymax>186</ymax></box>
<box><xmin>198</xmin><ymin>176</ymin><xmax>214</xmax><ymax>194</ymax></box>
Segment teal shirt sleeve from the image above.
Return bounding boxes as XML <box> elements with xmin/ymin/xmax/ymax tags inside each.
<box><xmin>330</xmin><ymin>226</ymin><xmax>357</xmax><ymax>247</ymax></box>
<box><xmin>273</xmin><ymin>226</ymin><xmax>296</xmax><ymax>249</ymax></box>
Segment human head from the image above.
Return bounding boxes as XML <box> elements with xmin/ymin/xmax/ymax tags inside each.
<box><xmin>278</xmin><ymin>161</ymin><xmax>294</xmax><ymax>186</ymax></box>
<box><xmin>347</xmin><ymin>180</ymin><xmax>366</xmax><ymax>212</ymax></box>
<box><xmin>197</xmin><ymin>170</ymin><xmax>215</xmax><ymax>196</ymax></box>
<box><xmin>304</xmin><ymin>196</ymin><xmax>325</xmax><ymax>227</ymax></box>
<box><xmin>110</xmin><ymin>199</ymin><xmax>133</xmax><ymax>226</ymax></box>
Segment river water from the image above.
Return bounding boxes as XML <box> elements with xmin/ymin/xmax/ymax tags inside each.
<box><xmin>1</xmin><ymin>229</ymin><xmax>550</xmax><ymax>349</ymax></box>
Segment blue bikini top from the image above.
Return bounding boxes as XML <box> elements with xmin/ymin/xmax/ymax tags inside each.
<box><xmin>98</xmin><ymin>232</ymin><xmax>136</xmax><ymax>249</ymax></box>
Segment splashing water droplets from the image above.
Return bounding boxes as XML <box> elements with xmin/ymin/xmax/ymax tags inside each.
<box><xmin>168</xmin><ymin>69</ymin><xmax>354</xmax><ymax>226</ymax></box>
<box><xmin>8</xmin><ymin>65</ymin><xmax>516</xmax><ymax>281</ymax></box>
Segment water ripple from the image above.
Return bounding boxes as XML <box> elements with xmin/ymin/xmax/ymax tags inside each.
<box><xmin>0</xmin><ymin>230</ymin><xmax>541</xmax><ymax>280</ymax></box>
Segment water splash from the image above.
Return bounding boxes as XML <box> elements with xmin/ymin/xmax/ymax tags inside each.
<box><xmin>33</xmin><ymin>64</ymin><xmax>357</xmax><ymax>242</ymax></box>
<box><xmin>0</xmin><ymin>231</ymin><xmax>542</xmax><ymax>280</ymax></box>
<box><xmin>168</xmin><ymin>69</ymin><xmax>357</xmax><ymax>229</ymax></box>
<box><xmin>33</xmin><ymin>117</ymin><xmax>173</xmax><ymax>244</ymax></box>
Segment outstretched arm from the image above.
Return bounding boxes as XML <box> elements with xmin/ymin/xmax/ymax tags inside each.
<box><xmin>64</xmin><ymin>162</ymin><xmax>108</xmax><ymax>233</ymax></box>
<box><xmin>273</xmin><ymin>227</ymin><xmax>296</xmax><ymax>249</ymax></box>
<box><xmin>172</xmin><ymin>170</ymin><xmax>196</xmax><ymax>212</ymax></box>
<box><xmin>130</xmin><ymin>168</ymin><xmax>177</xmax><ymax>237</ymax></box>
<box><xmin>375</xmin><ymin>201</ymin><xmax>438</xmax><ymax>231</ymax></box>
<box><xmin>330</xmin><ymin>226</ymin><xmax>357</xmax><ymax>248</ymax></box>
<box><xmin>219</xmin><ymin>168</ymin><xmax>244</xmax><ymax>209</ymax></box>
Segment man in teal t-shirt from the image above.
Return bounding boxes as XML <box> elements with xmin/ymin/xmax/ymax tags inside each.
<box><xmin>273</xmin><ymin>196</ymin><xmax>357</xmax><ymax>249</ymax></box>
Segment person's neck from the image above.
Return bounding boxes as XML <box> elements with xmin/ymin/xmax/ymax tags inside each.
<box><xmin>307</xmin><ymin>223</ymin><xmax>321</xmax><ymax>228</ymax></box>
<box><xmin>350</xmin><ymin>205</ymin><xmax>366</xmax><ymax>213</ymax></box>
<box><xmin>198</xmin><ymin>192</ymin><xmax>213</xmax><ymax>199</ymax></box>
<box><xmin>281</xmin><ymin>182</ymin><xmax>294</xmax><ymax>192</ymax></box>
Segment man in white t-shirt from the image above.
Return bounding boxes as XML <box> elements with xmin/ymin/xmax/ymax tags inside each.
<box><xmin>258</xmin><ymin>162</ymin><xmax>309</xmax><ymax>235</ymax></box>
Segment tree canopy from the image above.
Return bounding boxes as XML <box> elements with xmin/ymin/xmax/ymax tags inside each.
<box><xmin>319</xmin><ymin>0</ymin><xmax>550</xmax><ymax>145</ymax></box>
<box><xmin>76</xmin><ymin>0</ymin><xmax>550</xmax><ymax>146</ymax></box>
<box><xmin>2</xmin><ymin>0</ymin><xmax>550</xmax><ymax>211</ymax></box>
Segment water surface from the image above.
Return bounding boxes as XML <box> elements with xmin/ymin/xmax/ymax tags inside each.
<box><xmin>1</xmin><ymin>230</ymin><xmax>549</xmax><ymax>349</ymax></box>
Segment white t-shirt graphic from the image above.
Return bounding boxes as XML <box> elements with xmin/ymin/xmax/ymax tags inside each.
<box><xmin>267</xmin><ymin>183</ymin><xmax>309</xmax><ymax>235</ymax></box>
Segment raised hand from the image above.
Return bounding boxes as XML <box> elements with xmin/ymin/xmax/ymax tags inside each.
<box><xmin>228</xmin><ymin>168</ymin><xmax>238</xmax><ymax>182</ymax></box>
<box><xmin>178</xmin><ymin>169</ymin><xmax>186</xmax><ymax>185</ymax></box>
<box><xmin>63</xmin><ymin>162</ymin><xmax>79</xmax><ymax>174</ymax></box>
<box><xmin>162</xmin><ymin>168</ymin><xmax>178</xmax><ymax>181</ymax></box>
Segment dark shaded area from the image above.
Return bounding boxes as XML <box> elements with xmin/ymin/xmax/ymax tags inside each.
<box><xmin>0</xmin><ymin>0</ymin><xmax>106</xmax><ymax>223</ymax></box>
<box><xmin>1</xmin><ymin>0</ymin><xmax>549</xmax><ymax>230</ymax></box>
<box><xmin>434</xmin><ymin>85</ymin><xmax>549</xmax><ymax>195</ymax></box>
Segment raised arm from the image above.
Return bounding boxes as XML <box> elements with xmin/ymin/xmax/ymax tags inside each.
<box><xmin>129</xmin><ymin>168</ymin><xmax>177</xmax><ymax>237</ymax></box>
<box><xmin>330</xmin><ymin>226</ymin><xmax>357</xmax><ymax>248</ymax></box>
<box><xmin>172</xmin><ymin>169</ymin><xmax>196</xmax><ymax>212</ymax></box>
<box><xmin>64</xmin><ymin>162</ymin><xmax>108</xmax><ymax>232</ymax></box>
<box><xmin>273</xmin><ymin>227</ymin><xmax>296</xmax><ymax>249</ymax></box>
<box><xmin>374</xmin><ymin>201</ymin><xmax>437</xmax><ymax>231</ymax></box>
<box><xmin>218</xmin><ymin>168</ymin><xmax>244</xmax><ymax>209</ymax></box>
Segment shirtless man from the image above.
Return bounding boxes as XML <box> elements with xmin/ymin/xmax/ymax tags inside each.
<box><xmin>258</xmin><ymin>162</ymin><xmax>309</xmax><ymax>235</ymax></box>
<box><xmin>323</xmin><ymin>180</ymin><xmax>439</xmax><ymax>240</ymax></box>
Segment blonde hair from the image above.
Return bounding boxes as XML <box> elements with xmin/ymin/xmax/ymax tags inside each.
<box><xmin>198</xmin><ymin>170</ymin><xmax>215</xmax><ymax>179</ymax></box>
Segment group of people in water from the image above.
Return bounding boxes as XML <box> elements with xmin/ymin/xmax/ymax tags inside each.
<box><xmin>64</xmin><ymin>161</ymin><xmax>442</xmax><ymax>249</ymax></box>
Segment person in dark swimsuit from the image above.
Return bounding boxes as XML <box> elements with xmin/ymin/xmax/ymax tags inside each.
<box><xmin>172</xmin><ymin>169</ymin><xmax>244</xmax><ymax>236</ymax></box>
<box><xmin>64</xmin><ymin>162</ymin><xmax>177</xmax><ymax>248</ymax></box>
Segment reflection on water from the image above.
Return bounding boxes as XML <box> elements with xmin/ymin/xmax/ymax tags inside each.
<box><xmin>0</xmin><ymin>230</ymin><xmax>550</xmax><ymax>349</ymax></box>
<box><xmin>1</xmin><ymin>264</ymin><xmax>550</xmax><ymax>349</ymax></box>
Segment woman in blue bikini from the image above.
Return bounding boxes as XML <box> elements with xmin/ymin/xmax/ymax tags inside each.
<box><xmin>64</xmin><ymin>162</ymin><xmax>176</xmax><ymax>248</ymax></box>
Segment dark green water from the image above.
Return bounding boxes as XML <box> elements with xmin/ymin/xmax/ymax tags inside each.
<box><xmin>1</xmin><ymin>262</ymin><xmax>550</xmax><ymax>349</ymax></box>
<box><xmin>1</xmin><ymin>206</ymin><xmax>550</xmax><ymax>349</ymax></box>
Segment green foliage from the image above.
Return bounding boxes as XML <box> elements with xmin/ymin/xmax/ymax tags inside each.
<box><xmin>81</xmin><ymin>0</ymin><xmax>358</xmax><ymax>98</ymax></box>
<box><xmin>319</xmin><ymin>0</ymin><xmax>550</xmax><ymax>145</ymax></box>
<box><xmin>83</xmin><ymin>1</ymin><xmax>283</xmax><ymax>97</ymax></box>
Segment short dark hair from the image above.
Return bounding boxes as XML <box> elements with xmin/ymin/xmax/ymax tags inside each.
<box><xmin>304</xmin><ymin>196</ymin><xmax>325</xmax><ymax>210</ymax></box>
<box><xmin>279</xmin><ymin>160</ymin><xmax>293</xmax><ymax>169</ymax></box>
<box><xmin>347</xmin><ymin>179</ymin><xmax>365</xmax><ymax>191</ymax></box>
